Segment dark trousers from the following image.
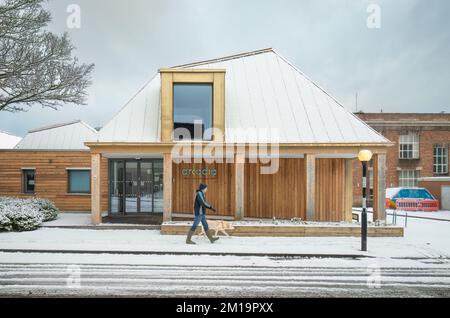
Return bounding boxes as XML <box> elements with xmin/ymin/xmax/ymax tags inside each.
<box><xmin>191</xmin><ymin>213</ymin><xmax>209</xmax><ymax>231</ymax></box>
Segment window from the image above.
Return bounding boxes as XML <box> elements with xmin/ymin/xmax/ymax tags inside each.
<box><xmin>67</xmin><ymin>169</ymin><xmax>91</xmax><ymax>193</ymax></box>
<box><xmin>399</xmin><ymin>133</ymin><xmax>419</xmax><ymax>159</ymax></box>
<box><xmin>393</xmin><ymin>188</ymin><xmax>434</xmax><ymax>200</ymax></box>
<box><xmin>173</xmin><ymin>83</ymin><xmax>213</xmax><ymax>140</ymax></box>
<box><xmin>22</xmin><ymin>169</ymin><xmax>35</xmax><ymax>193</ymax></box>
<box><xmin>399</xmin><ymin>170</ymin><xmax>419</xmax><ymax>187</ymax></box>
<box><xmin>433</xmin><ymin>144</ymin><xmax>448</xmax><ymax>175</ymax></box>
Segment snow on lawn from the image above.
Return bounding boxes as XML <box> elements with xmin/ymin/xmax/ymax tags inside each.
<box><xmin>40</xmin><ymin>213</ymin><xmax>92</xmax><ymax>227</ymax></box>
<box><xmin>0</xmin><ymin>213</ymin><xmax>449</xmax><ymax>259</ymax></box>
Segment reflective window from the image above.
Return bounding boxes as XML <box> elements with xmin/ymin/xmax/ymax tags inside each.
<box><xmin>22</xmin><ymin>169</ymin><xmax>35</xmax><ymax>193</ymax></box>
<box><xmin>68</xmin><ymin>170</ymin><xmax>91</xmax><ymax>193</ymax></box>
<box><xmin>399</xmin><ymin>133</ymin><xmax>419</xmax><ymax>159</ymax></box>
<box><xmin>433</xmin><ymin>144</ymin><xmax>448</xmax><ymax>175</ymax></box>
<box><xmin>398</xmin><ymin>170</ymin><xmax>419</xmax><ymax>187</ymax></box>
<box><xmin>173</xmin><ymin>83</ymin><xmax>213</xmax><ymax>140</ymax></box>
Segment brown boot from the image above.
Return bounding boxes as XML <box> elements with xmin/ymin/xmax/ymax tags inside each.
<box><xmin>206</xmin><ymin>230</ymin><xmax>219</xmax><ymax>243</ymax></box>
<box><xmin>186</xmin><ymin>229</ymin><xmax>196</xmax><ymax>245</ymax></box>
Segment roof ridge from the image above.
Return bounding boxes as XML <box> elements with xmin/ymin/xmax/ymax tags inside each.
<box><xmin>78</xmin><ymin>120</ymin><xmax>99</xmax><ymax>134</ymax></box>
<box><xmin>28</xmin><ymin>120</ymin><xmax>82</xmax><ymax>133</ymax></box>
<box><xmin>172</xmin><ymin>48</ymin><xmax>273</xmax><ymax>68</ymax></box>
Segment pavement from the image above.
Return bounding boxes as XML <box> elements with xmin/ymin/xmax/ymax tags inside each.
<box><xmin>1</xmin><ymin>210</ymin><xmax>449</xmax><ymax>297</ymax></box>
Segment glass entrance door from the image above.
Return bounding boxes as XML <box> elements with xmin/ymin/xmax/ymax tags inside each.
<box><xmin>125</xmin><ymin>161</ymin><xmax>138</xmax><ymax>213</ymax></box>
<box><xmin>139</xmin><ymin>161</ymin><xmax>153</xmax><ymax>213</ymax></box>
<box><xmin>109</xmin><ymin>159</ymin><xmax>163</xmax><ymax>215</ymax></box>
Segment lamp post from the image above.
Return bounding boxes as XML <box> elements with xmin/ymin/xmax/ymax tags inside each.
<box><xmin>358</xmin><ymin>149</ymin><xmax>373</xmax><ymax>252</ymax></box>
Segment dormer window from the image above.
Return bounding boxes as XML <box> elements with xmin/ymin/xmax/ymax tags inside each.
<box><xmin>173</xmin><ymin>83</ymin><xmax>213</xmax><ymax>140</ymax></box>
<box><xmin>160</xmin><ymin>68</ymin><xmax>225</xmax><ymax>143</ymax></box>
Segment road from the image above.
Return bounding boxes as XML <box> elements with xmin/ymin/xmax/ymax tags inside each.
<box><xmin>1</xmin><ymin>260</ymin><xmax>450</xmax><ymax>297</ymax></box>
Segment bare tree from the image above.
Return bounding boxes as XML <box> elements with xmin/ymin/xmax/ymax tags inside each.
<box><xmin>0</xmin><ymin>0</ymin><xmax>94</xmax><ymax>112</ymax></box>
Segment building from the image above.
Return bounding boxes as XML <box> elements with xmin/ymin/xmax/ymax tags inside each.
<box><xmin>353</xmin><ymin>112</ymin><xmax>450</xmax><ymax>207</ymax></box>
<box><xmin>0</xmin><ymin>130</ymin><xmax>21</xmax><ymax>149</ymax></box>
<box><xmin>0</xmin><ymin>48</ymin><xmax>391</xmax><ymax>224</ymax></box>
<box><xmin>0</xmin><ymin>121</ymin><xmax>107</xmax><ymax>211</ymax></box>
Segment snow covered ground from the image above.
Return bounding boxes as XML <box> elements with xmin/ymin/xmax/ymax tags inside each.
<box><xmin>0</xmin><ymin>211</ymin><xmax>449</xmax><ymax>259</ymax></box>
<box><xmin>0</xmin><ymin>210</ymin><xmax>449</xmax><ymax>297</ymax></box>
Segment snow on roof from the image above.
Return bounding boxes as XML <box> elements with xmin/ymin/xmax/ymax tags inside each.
<box><xmin>0</xmin><ymin>130</ymin><xmax>22</xmax><ymax>149</ymax></box>
<box><xmin>98</xmin><ymin>48</ymin><xmax>389</xmax><ymax>144</ymax></box>
<box><xmin>14</xmin><ymin>120</ymin><xmax>98</xmax><ymax>150</ymax></box>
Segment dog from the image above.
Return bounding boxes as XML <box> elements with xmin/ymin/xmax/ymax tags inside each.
<box><xmin>199</xmin><ymin>220</ymin><xmax>235</xmax><ymax>237</ymax></box>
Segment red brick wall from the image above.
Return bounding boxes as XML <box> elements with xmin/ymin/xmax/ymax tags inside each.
<box><xmin>418</xmin><ymin>180</ymin><xmax>450</xmax><ymax>206</ymax></box>
<box><xmin>353</xmin><ymin>113</ymin><xmax>450</xmax><ymax>206</ymax></box>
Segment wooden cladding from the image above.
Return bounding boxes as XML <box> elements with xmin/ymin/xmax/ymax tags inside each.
<box><xmin>0</xmin><ymin>151</ymin><xmax>108</xmax><ymax>212</ymax></box>
<box><xmin>0</xmin><ymin>150</ymin><xmax>354</xmax><ymax>222</ymax></box>
<box><xmin>172</xmin><ymin>161</ymin><xmax>235</xmax><ymax>216</ymax></box>
<box><xmin>315</xmin><ymin>158</ymin><xmax>347</xmax><ymax>221</ymax></box>
<box><xmin>244</xmin><ymin>158</ymin><xmax>350</xmax><ymax>221</ymax></box>
<box><xmin>244</xmin><ymin>158</ymin><xmax>306</xmax><ymax>219</ymax></box>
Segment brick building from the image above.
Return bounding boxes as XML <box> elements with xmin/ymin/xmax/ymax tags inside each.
<box><xmin>353</xmin><ymin>112</ymin><xmax>450</xmax><ymax>206</ymax></box>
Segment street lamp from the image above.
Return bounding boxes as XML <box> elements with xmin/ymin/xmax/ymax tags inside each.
<box><xmin>358</xmin><ymin>149</ymin><xmax>373</xmax><ymax>252</ymax></box>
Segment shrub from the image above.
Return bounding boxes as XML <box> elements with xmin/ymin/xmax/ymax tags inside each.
<box><xmin>0</xmin><ymin>197</ymin><xmax>58</xmax><ymax>231</ymax></box>
<box><xmin>0</xmin><ymin>199</ymin><xmax>43</xmax><ymax>231</ymax></box>
<box><xmin>0</xmin><ymin>207</ymin><xmax>12</xmax><ymax>231</ymax></box>
<box><xmin>30</xmin><ymin>198</ymin><xmax>59</xmax><ymax>221</ymax></box>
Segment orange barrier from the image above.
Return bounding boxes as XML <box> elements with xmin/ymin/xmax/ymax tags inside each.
<box><xmin>396</xmin><ymin>199</ymin><xmax>419</xmax><ymax>211</ymax></box>
<box><xmin>396</xmin><ymin>199</ymin><xmax>439</xmax><ymax>212</ymax></box>
<box><xmin>418</xmin><ymin>200</ymin><xmax>439</xmax><ymax>212</ymax></box>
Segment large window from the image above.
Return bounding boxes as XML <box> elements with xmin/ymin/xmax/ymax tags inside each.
<box><xmin>434</xmin><ymin>144</ymin><xmax>448</xmax><ymax>175</ymax></box>
<box><xmin>399</xmin><ymin>170</ymin><xmax>419</xmax><ymax>187</ymax></box>
<box><xmin>22</xmin><ymin>169</ymin><xmax>35</xmax><ymax>193</ymax></box>
<box><xmin>173</xmin><ymin>83</ymin><xmax>213</xmax><ymax>140</ymax></box>
<box><xmin>67</xmin><ymin>169</ymin><xmax>91</xmax><ymax>194</ymax></box>
<box><xmin>399</xmin><ymin>133</ymin><xmax>419</xmax><ymax>159</ymax></box>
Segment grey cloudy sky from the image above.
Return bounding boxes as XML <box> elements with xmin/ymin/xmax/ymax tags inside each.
<box><xmin>1</xmin><ymin>0</ymin><xmax>450</xmax><ymax>136</ymax></box>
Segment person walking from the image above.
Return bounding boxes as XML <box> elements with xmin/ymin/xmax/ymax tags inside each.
<box><xmin>186</xmin><ymin>183</ymin><xmax>219</xmax><ymax>244</ymax></box>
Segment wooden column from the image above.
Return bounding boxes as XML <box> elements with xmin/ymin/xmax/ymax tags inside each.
<box><xmin>235</xmin><ymin>153</ymin><xmax>245</xmax><ymax>220</ymax></box>
<box><xmin>305</xmin><ymin>154</ymin><xmax>316</xmax><ymax>221</ymax></box>
<box><xmin>373</xmin><ymin>153</ymin><xmax>386</xmax><ymax>221</ymax></box>
<box><xmin>91</xmin><ymin>153</ymin><xmax>102</xmax><ymax>225</ymax></box>
<box><xmin>344</xmin><ymin>158</ymin><xmax>354</xmax><ymax>222</ymax></box>
<box><xmin>163</xmin><ymin>153</ymin><xmax>173</xmax><ymax>222</ymax></box>
<box><xmin>160</xmin><ymin>73</ymin><xmax>173</xmax><ymax>142</ymax></box>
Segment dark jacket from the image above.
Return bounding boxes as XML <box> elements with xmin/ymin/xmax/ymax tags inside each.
<box><xmin>193</xmin><ymin>190</ymin><xmax>212</xmax><ymax>216</ymax></box>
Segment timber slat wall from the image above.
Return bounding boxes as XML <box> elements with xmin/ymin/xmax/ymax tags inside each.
<box><xmin>315</xmin><ymin>158</ymin><xmax>346</xmax><ymax>221</ymax></box>
<box><xmin>172</xmin><ymin>161</ymin><xmax>235</xmax><ymax>216</ymax></box>
<box><xmin>0</xmin><ymin>151</ymin><xmax>108</xmax><ymax>212</ymax></box>
<box><xmin>244</xmin><ymin>158</ymin><xmax>347</xmax><ymax>221</ymax></box>
<box><xmin>244</xmin><ymin>158</ymin><xmax>306</xmax><ymax>219</ymax></box>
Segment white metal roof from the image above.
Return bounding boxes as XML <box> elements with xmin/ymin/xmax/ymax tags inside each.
<box><xmin>97</xmin><ymin>48</ymin><xmax>389</xmax><ymax>144</ymax></box>
<box><xmin>15</xmin><ymin>120</ymin><xmax>98</xmax><ymax>150</ymax></box>
<box><xmin>97</xmin><ymin>74</ymin><xmax>161</xmax><ymax>142</ymax></box>
<box><xmin>0</xmin><ymin>131</ymin><xmax>22</xmax><ymax>149</ymax></box>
